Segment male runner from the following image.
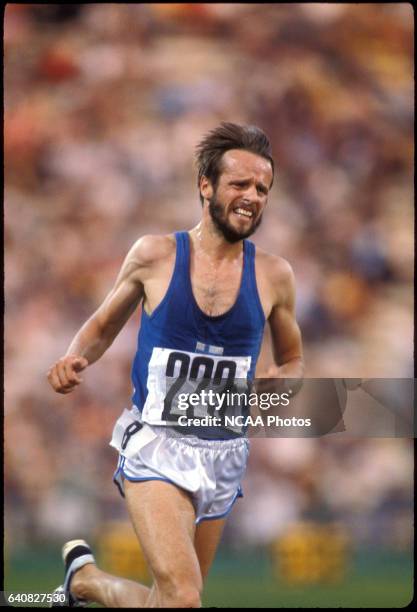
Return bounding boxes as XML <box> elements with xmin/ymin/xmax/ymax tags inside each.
<box><xmin>47</xmin><ymin>122</ymin><xmax>303</xmax><ymax>608</ymax></box>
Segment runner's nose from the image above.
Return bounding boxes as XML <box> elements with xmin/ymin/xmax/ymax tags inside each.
<box><xmin>244</xmin><ymin>183</ymin><xmax>261</xmax><ymax>203</ymax></box>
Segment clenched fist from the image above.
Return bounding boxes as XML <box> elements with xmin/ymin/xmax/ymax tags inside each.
<box><xmin>47</xmin><ymin>355</ymin><xmax>89</xmax><ymax>394</ymax></box>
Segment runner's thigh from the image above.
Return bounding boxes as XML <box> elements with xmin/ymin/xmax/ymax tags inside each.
<box><xmin>124</xmin><ymin>479</ymin><xmax>202</xmax><ymax>589</ymax></box>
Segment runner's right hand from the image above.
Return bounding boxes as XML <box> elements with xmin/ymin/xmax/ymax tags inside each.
<box><xmin>47</xmin><ymin>355</ymin><xmax>89</xmax><ymax>394</ymax></box>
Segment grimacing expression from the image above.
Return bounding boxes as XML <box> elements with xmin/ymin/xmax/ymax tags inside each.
<box><xmin>208</xmin><ymin>193</ymin><xmax>263</xmax><ymax>243</ymax></box>
<box><xmin>203</xmin><ymin>150</ymin><xmax>273</xmax><ymax>243</ymax></box>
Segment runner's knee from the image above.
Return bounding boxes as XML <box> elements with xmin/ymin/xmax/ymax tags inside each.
<box><xmin>156</xmin><ymin>572</ymin><xmax>202</xmax><ymax>608</ymax></box>
<box><xmin>163</xmin><ymin>584</ymin><xmax>201</xmax><ymax>608</ymax></box>
<box><xmin>175</xmin><ymin>586</ymin><xmax>201</xmax><ymax>608</ymax></box>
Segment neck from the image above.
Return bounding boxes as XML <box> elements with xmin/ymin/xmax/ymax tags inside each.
<box><xmin>189</xmin><ymin>216</ymin><xmax>243</xmax><ymax>261</ymax></box>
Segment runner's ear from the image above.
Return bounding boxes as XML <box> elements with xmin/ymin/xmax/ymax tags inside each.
<box><xmin>200</xmin><ymin>176</ymin><xmax>214</xmax><ymax>201</ymax></box>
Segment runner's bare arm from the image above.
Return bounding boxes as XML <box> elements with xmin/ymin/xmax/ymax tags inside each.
<box><xmin>267</xmin><ymin>259</ymin><xmax>304</xmax><ymax>379</ymax></box>
<box><xmin>47</xmin><ymin>236</ymin><xmax>160</xmax><ymax>394</ymax></box>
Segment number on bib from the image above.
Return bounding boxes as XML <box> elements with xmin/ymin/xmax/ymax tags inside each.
<box><xmin>142</xmin><ymin>347</ymin><xmax>251</xmax><ymax>431</ymax></box>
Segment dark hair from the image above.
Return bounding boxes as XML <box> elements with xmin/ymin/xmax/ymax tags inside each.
<box><xmin>195</xmin><ymin>122</ymin><xmax>274</xmax><ymax>204</ymax></box>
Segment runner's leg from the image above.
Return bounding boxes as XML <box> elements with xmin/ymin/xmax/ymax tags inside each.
<box><xmin>71</xmin><ymin>519</ymin><xmax>226</xmax><ymax>608</ymax></box>
<box><xmin>125</xmin><ymin>479</ymin><xmax>203</xmax><ymax>607</ymax></box>
<box><xmin>72</xmin><ymin>499</ymin><xmax>227</xmax><ymax>606</ymax></box>
<box><xmin>71</xmin><ymin>563</ymin><xmax>152</xmax><ymax>607</ymax></box>
<box><xmin>194</xmin><ymin>518</ymin><xmax>227</xmax><ymax>582</ymax></box>
<box><xmin>72</xmin><ymin>479</ymin><xmax>202</xmax><ymax>608</ymax></box>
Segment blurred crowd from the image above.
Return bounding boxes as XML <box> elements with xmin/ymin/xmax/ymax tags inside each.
<box><xmin>5</xmin><ymin>4</ymin><xmax>413</xmax><ymax>553</ymax></box>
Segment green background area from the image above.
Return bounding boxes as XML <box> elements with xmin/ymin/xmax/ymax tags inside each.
<box><xmin>3</xmin><ymin>547</ymin><xmax>413</xmax><ymax>608</ymax></box>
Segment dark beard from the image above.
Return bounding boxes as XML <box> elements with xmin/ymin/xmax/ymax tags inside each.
<box><xmin>208</xmin><ymin>196</ymin><xmax>263</xmax><ymax>243</ymax></box>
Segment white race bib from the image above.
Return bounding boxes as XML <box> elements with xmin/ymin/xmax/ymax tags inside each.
<box><xmin>141</xmin><ymin>347</ymin><xmax>251</xmax><ymax>426</ymax></box>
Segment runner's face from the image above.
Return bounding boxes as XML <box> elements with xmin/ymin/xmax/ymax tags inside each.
<box><xmin>207</xmin><ymin>150</ymin><xmax>273</xmax><ymax>243</ymax></box>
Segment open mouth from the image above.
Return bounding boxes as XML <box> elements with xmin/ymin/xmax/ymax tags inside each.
<box><xmin>233</xmin><ymin>207</ymin><xmax>254</xmax><ymax>219</ymax></box>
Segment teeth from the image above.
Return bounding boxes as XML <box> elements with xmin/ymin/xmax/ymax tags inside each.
<box><xmin>235</xmin><ymin>208</ymin><xmax>253</xmax><ymax>218</ymax></box>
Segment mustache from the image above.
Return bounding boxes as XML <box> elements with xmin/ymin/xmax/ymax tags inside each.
<box><xmin>208</xmin><ymin>197</ymin><xmax>263</xmax><ymax>243</ymax></box>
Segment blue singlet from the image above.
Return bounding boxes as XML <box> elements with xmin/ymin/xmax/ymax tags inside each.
<box><xmin>130</xmin><ymin>231</ymin><xmax>266</xmax><ymax>439</ymax></box>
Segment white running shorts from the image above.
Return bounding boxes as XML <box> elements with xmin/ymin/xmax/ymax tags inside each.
<box><xmin>110</xmin><ymin>406</ymin><xmax>250</xmax><ymax>524</ymax></box>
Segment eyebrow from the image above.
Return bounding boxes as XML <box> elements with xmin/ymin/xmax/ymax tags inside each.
<box><xmin>229</xmin><ymin>179</ymin><xmax>269</xmax><ymax>193</ymax></box>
